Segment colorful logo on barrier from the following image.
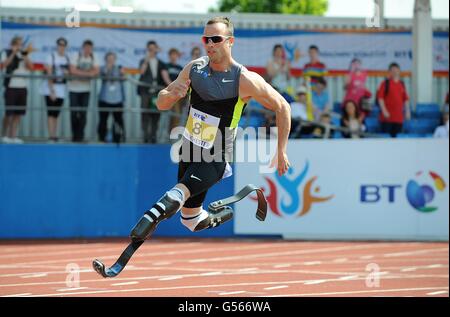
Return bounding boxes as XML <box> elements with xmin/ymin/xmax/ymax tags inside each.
<box><xmin>252</xmin><ymin>161</ymin><xmax>334</xmax><ymax>217</ymax></box>
<box><xmin>406</xmin><ymin>171</ymin><xmax>447</xmax><ymax>212</ymax></box>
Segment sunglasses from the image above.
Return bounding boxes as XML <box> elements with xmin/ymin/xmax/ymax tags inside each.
<box><xmin>201</xmin><ymin>35</ymin><xmax>231</xmax><ymax>45</ymax></box>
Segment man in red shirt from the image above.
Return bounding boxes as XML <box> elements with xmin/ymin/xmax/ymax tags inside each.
<box><xmin>377</xmin><ymin>62</ymin><xmax>411</xmax><ymax>137</ymax></box>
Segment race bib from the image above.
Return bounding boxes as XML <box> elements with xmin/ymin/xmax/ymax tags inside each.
<box><xmin>183</xmin><ymin>107</ymin><xmax>220</xmax><ymax>149</ymax></box>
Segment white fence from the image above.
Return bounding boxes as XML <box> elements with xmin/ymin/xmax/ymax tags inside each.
<box><xmin>0</xmin><ymin>73</ymin><xmax>447</xmax><ymax>143</ymax></box>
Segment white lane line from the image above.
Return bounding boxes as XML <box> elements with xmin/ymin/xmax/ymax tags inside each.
<box><xmin>238</xmin><ymin>268</ymin><xmax>259</xmax><ymax>272</ymax></box>
<box><xmin>383</xmin><ymin>248</ymin><xmax>449</xmax><ymax>258</ymax></box>
<box><xmin>187</xmin><ymin>243</ymin><xmax>396</xmax><ymax>265</ymax></box>
<box><xmin>111</xmin><ymin>281</ymin><xmax>139</xmax><ymax>286</ymax></box>
<box><xmin>427</xmin><ymin>291</ymin><xmax>448</xmax><ymax>296</ymax></box>
<box><xmin>303</xmin><ymin>280</ymin><xmax>327</xmax><ymax>285</ymax></box>
<box><xmin>359</xmin><ymin>255</ymin><xmax>374</xmax><ymax>260</ymax></box>
<box><xmin>158</xmin><ymin>276</ymin><xmax>183</xmax><ymax>281</ymax></box>
<box><xmin>401</xmin><ymin>268</ymin><xmax>417</xmax><ymax>272</ymax></box>
<box><xmin>1</xmin><ymin>242</ymin><xmax>292</xmax><ymax>268</ymax></box>
<box><xmin>303</xmin><ymin>261</ymin><xmax>322</xmax><ymax>266</ymax></box>
<box><xmin>0</xmin><ymin>241</ymin><xmax>206</xmax><ymax>260</ymax></box>
<box><xmin>2</xmin><ymin>293</ymin><xmax>32</xmax><ymax>297</ymax></box>
<box><xmin>263</xmin><ymin>287</ymin><xmax>450</xmax><ymax>297</ymax></box>
<box><xmin>264</xmin><ymin>285</ymin><xmax>289</xmax><ymax>291</ymax></box>
<box><xmin>0</xmin><ymin>242</ymin><xmax>402</xmax><ymax>268</ymax></box>
<box><xmin>199</xmin><ymin>272</ymin><xmax>223</xmax><ymax>276</ymax></box>
<box><xmin>273</xmin><ymin>264</ymin><xmax>291</xmax><ymax>268</ymax></box>
<box><xmin>56</xmin><ymin>287</ymin><xmax>88</xmax><ymax>292</ymax></box>
<box><xmin>427</xmin><ymin>264</ymin><xmax>444</xmax><ymax>268</ymax></box>
<box><xmin>1</xmin><ymin>265</ymin><xmax>446</xmax><ymax>289</ymax></box>
<box><xmin>20</xmin><ymin>273</ymin><xmax>48</xmax><ymax>278</ymax></box>
<box><xmin>19</xmin><ymin>277</ymin><xmax>449</xmax><ymax>297</ymax></box>
<box><xmin>339</xmin><ymin>275</ymin><xmax>359</xmax><ymax>280</ymax></box>
<box><xmin>218</xmin><ymin>291</ymin><xmax>246</xmax><ymax>296</ymax></box>
<box><xmin>332</xmin><ymin>258</ymin><xmax>348</xmax><ymax>263</ymax></box>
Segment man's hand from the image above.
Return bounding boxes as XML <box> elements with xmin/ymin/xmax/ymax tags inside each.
<box><xmin>382</xmin><ymin>109</ymin><xmax>391</xmax><ymax>119</ymax></box>
<box><xmin>270</xmin><ymin>150</ymin><xmax>291</xmax><ymax>176</ymax></box>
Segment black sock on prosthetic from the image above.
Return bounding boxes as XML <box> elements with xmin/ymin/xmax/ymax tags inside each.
<box><xmin>130</xmin><ymin>190</ymin><xmax>183</xmax><ymax>241</ymax></box>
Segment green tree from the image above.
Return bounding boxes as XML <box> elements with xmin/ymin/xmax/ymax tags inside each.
<box><xmin>210</xmin><ymin>0</ymin><xmax>328</xmax><ymax>15</ymax></box>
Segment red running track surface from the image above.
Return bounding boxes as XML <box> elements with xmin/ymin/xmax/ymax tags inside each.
<box><xmin>0</xmin><ymin>239</ymin><xmax>448</xmax><ymax>297</ymax></box>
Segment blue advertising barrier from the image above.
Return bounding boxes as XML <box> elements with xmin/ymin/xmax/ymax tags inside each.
<box><xmin>0</xmin><ymin>144</ymin><xmax>234</xmax><ymax>238</ymax></box>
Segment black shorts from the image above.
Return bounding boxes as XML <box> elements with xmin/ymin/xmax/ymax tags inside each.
<box><xmin>177</xmin><ymin>160</ymin><xmax>227</xmax><ymax>208</ymax></box>
<box><xmin>4</xmin><ymin>88</ymin><xmax>27</xmax><ymax>116</ymax></box>
<box><xmin>45</xmin><ymin>96</ymin><xmax>64</xmax><ymax>118</ymax></box>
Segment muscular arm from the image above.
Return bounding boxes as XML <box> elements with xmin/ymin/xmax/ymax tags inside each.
<box><xmin>240</xmin><ymin>70</ymin><xmax>291</xmax><ymax>175</ymax></box>
<box><xmin>156</xmin><ymin>61</ymin><xmax>194</xmax><ymax>111</ymax></box>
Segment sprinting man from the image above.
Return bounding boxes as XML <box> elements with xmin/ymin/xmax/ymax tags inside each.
<box><xmin>130</xmin><ymin>16</ymin><xmax>291</xmax><ymax>240</ymax></box>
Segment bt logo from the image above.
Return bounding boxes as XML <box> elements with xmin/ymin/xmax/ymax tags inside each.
<box><xmin>360</xmin><ymin>171</ymin><xmax>446</xmax><ymax>212</ymax></box>
<box><xmin>360</xmin><ymin>185</ymin><xmax>402</xmax><ymax>203</ymax></box>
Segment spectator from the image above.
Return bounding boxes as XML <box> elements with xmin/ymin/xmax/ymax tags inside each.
<box><xmin>40</xmin><ymin>37</ymin><xmax>70</xmax><ymax>143</ymax></box>
<box><xmin>266</xmin><ymin>44</ymin><xmax>291</xmax><ymax>93</ymax></box>
<box><xmin>312</xmin><ymin>77</ymin><xmax>331</xmax><ymax>119</ymax></box>
<box><xmin>377</xmin><ymin>62</ymin><xmax>411</xmax><ymax>138</ymax></box>
<box><xmin>191</xmin><ymin>46</ymin><xmax>202</xmax><ymax>60</ymax></box>
<box><xmin>68</xmin><ymin>39</ymin><xmax>100</xmax><ymax>142</ymax></box>
<box><xmin>1</xmin><ymin>36</ymin><xmax>34</xmax><ymax>144</ymax></box>
<box><xmin>137</xmin><ymin>40</ymin><xmax>171</xmax><ymax>143</ymax></box>
<box><xmin>341</xmin><ymin>99</ymin><xmax>365</xmax><ymax>139</ymax></box>
<box><xmin>343</xmin><ymin>58</ymin><xmax>371</xmax><ymax>119</ymax></box>
<box><xmin>312</xmin><ymin>112</ymin><xmax>333</xmax><ymax>139</ymax></box>
<box><xmin>303</xmin><ymin>45</ymin><xmax>327</xmax><ymax>87</ymax></box>
<box><xmin>166</xmin><ymin>48</ymin><xmax>184</xmax><ymax>130</ymax></box>
<box><xmin>97</xmin><ymin>52</ymin><xmax>126</xmax><ymax>143</ymax></box>
<box><xmin>289</xmin><ymin>86</ymin><xmax>308</xmax><ymax>138</ymax></box>
<box><xmin>433</xmin><ymin>105</ymin><xmax>449</xmax><ymax>138</ymax></box>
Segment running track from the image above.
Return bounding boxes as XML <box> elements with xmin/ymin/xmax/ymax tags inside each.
<box><xmin>0</xmin><ymin>239</ymin><xmax>448</xmax><ymax>297</ymax></box>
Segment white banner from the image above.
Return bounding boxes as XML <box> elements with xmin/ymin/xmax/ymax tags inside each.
<box><xmin>234</xmin><ymin>139</ymin><xmax>449</xmax><ymax>241</ymax></box>
<box><xmin>1</xmin><ymin>22</ymin><xmax>448</xmax><ymax>71</ymax></box>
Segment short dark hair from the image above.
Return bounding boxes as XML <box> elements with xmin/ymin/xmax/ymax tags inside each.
<box><xmin>104</xmin><ymin>51</ymin><xmax>116</xmax><ymax>60</ymax></box>
<box><xmin>11</xmin><ymin>36</ymin><xmax>22</xmax><ymax>46</ymax></box>
<box><xmin>168</xmin><ymin>48</ymin><xmax>180</xmax><ymax>56</ymax></box>
<box><xmin>309</xmin><ymin>45</ymin><xmax>319</xmax><ymax>52</ymax></box>
<box><xmin>273</xmin><ymin>44</ymin><xmax>283</xmax><ymax>54</ymax></box>
<box><xmin>206</xmin><ymin>16</ymin><xmax>234</xmax><ymax>36</ymax></box>
<box><xmin>82</xmin><ymin>39</ymin><xmax>93</xmax><ymax>47</ymax></box>
<box><xmin>316</xmin><ymin>77</ymin><xmax>327</xmax><ymax>86</ymax></box>
<box><xmin>56</xmin><ymin>37</ymin><xmax>68</xmax><ymax>46</ymax></box>
<box><xmin>389</xmin><ymin>62</ymin><xmax>400</xmax><ymax>70</ymax></box>
<box><xmin>147</xmin><ymin>40</ymin><xmax>157</xmax><ymax>47</ymax></box>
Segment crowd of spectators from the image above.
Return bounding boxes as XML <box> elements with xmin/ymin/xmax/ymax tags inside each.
<box><xmin>263</xmin><ymin>43</ymin><xmax>448</xmax><ymax>140</ymax></box>
<box><xmin>0</xmin><ymin>35</ymin><xmax>203</xmax><ymax>144</ymax></box>
<box><xmin>0</xmin><ymin>35</ymin><xmax>448</xmax><ymax>144</ymax></box>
